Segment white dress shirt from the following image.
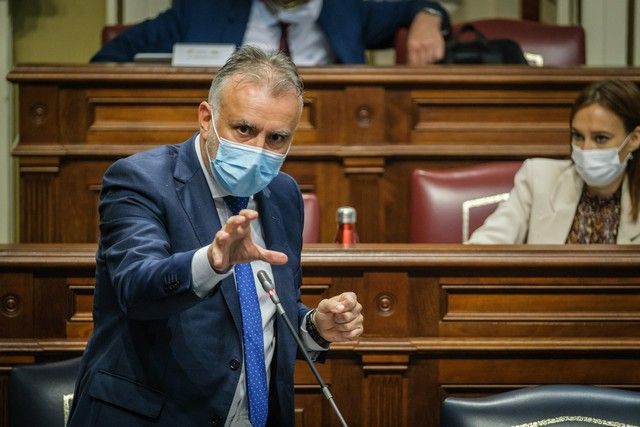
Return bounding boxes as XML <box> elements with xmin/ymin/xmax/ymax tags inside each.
<box><xmin>190</xmin><ymin>135</ymin><xmax>324</xmax><ymax>426</ymax></box>
<box><xmin>243</xmin><ymin>0</ymin><xmax>336</xmax><ymax>65</ymax></box>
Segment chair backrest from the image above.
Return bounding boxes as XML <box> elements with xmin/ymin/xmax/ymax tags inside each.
<box><xmin>9</xmin><ymin>357</ymin><xmax>82</xmax><ymax>427</ymax></box>
<box><xmin>409</xmin><ymin>161</ymin><xmax>521</xmax><ymax>243</ymax></box>
<box><xmin>395</xmin><ymin>18</ymin><xmax>585</xmax><ymax>66</ymax></box>
<box><xmin>101</xmin><ymin>24</ymin><xmax>131</xmax><ymax>45</ymax></box>
<box><xmin>441</xmin><ymin>384</ymin><xmax>640</xmax><ymax>427</ymax></box>
<box><xmin>302</xmin><ymin>193</ymin><xmax>321</xmax><ymax>243</ymax></box>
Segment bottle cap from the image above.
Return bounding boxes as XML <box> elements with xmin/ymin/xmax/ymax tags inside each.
<box><xmin>336</xmin><ymin>206</ymin><xmax>357</xmax><ymax>224</ymax></box>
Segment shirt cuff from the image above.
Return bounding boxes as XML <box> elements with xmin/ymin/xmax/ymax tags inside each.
<box><xmin>191</xmin><ymin>245</ymin><xmax>233</xmax><ymax>298</ymax></box>
<box><xmin>300</xmin><ymin>310</ymin><xmax>330</xmax><ymax>351</ymax></box>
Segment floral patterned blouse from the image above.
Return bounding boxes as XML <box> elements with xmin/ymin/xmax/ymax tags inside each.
<box><xmin>565</xmin><ymin>187</ymin><xmax>621</xmax><ymax>244</ymax></box>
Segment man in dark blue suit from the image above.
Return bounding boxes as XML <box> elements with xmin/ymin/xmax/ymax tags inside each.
<box><xmin>92</xmin><ymin>0</ymin><xmax>450</xmax><ymax>65</ymax></box>
<box><xmin>68</xmin><ymin>45</ymin><xmax>363</xmax><ymax>426</ymax></box>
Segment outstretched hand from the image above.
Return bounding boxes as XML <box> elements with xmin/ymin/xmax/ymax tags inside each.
<box><xmin>208</xmin><ymin>209</ymin><xmax>288</xmax><ymax>272</ymax></box>
<box><xmin>313</xmin><ymin>292</ymin><xmax>364</xmax><ymax>343</ymax></box>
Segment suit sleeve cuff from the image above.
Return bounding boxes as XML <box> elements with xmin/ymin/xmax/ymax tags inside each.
<box><xmin>191</xmin><ymin>245</ymin><xmax>232</xmax><ymax>298</ymax></box>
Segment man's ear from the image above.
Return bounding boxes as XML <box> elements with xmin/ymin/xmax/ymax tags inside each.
<box><xmin>631</xmin><ymin>126</ymin><xmax>640</xmax><ymax>152</ymax></box>
<box><xmin>198</xmin><ymin>101</ymin><xmax>213</xmax><ymax>140</ymax></box>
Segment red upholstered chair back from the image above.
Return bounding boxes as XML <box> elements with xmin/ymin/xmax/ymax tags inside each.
<box><xmin>395</xmin><ymin>18</ymin><xmax>585</xmax><ymax>66</ymax></box>
<box><xmin>302</xmin><ymin>193</ymin><xmax>321</xmax><ymax>243</ymax></box>
<box><xmin>409</xmin><ymin>161</ymin><xmax>522</xmax><ymax>243</ymax></box>
<box><xmin>101</xmin><ymin>24</ymin><xmax>132</xmax><ymax>45</ymax></box>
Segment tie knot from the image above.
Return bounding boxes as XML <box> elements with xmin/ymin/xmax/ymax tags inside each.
<box><xmin>223</xmin><ymin>195</ymin><xmax>249</xmax><ymax>215</ymax></box>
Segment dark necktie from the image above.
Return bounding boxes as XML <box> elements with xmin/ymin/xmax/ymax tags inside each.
<box><xmin>279</xmin><ymin>21</ymin><xmax>291</xmax><ymax>57</ymax></box>
<box><xmin>223</xmin><ymin>195</ymin><xmax>269</xmax><ymax>427</ymax></box>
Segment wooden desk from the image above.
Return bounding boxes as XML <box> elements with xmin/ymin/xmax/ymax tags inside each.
<box><xmin>1</xmin><ymin>244</ymin><xmax>640</xmax><ymax>426</ymax></box>
<box><xmin>8</xmin><ymin>65</ymin><xmax>640</xmax><ymax>243</ymax></box>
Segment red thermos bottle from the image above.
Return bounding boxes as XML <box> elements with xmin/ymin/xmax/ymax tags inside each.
<box><xmin>334</xmin><ymin>206</ymin><xmax>359</xmax><ymax>246</ymax></box>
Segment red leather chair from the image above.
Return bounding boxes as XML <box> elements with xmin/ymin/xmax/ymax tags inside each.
<box><xmin>302</xmin><ymin>193</ymin><xmax>320</xmax><ymax>243</ymax></box>
<box><xmin>409</xmin><ymin>161</ymin><xmax>522</xmax><ymax>243</ymax></box>
<box><xmin>395</xmin><ymin>18</ymin><xmax>585</xmax><ymax>66</ymax></box>
<box><xmin>101</xmin><ymin>24</ymin><xmax>132</xmax><ymax>45</ymax></box>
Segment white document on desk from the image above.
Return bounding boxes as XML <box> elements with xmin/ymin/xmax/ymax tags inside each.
<box><xmin>172</xmin><ymin>44</ymin><xmax>236</xmax><ymax>67</ymax></box>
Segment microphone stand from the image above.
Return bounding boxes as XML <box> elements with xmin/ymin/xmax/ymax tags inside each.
<box><xmin>257</xmin><ymin>270</ymin><xmax>349</xmax><ymax>427</ymax></box>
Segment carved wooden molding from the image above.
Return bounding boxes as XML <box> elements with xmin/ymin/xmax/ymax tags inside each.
<box><xmin>343</xmin><ymin>157</ymin><xmax>385</xmax><ymax>175</ymax></box>
<box><xmin>301</xmin><ymin>276</ymin><xmax>331</xmax><ymax>293</ymax></box>
<box><xmin>20</xmin><ymin>174</ymin><xmax>57</xmax><ymax>242</ymax></box>
<box><xmin>0</xmin><ymin>293</ymin><xmax>20</xmax><ymax>318</ymax></box>
<box><xmin>66</xmin><ymin>277</ymin><xmax>96</xmax><ymax>339</ymax></box>
<box><xmin>361</xmin><ymin>354</ymin><xmax>409</xmax><ymax>427</ymax></box>
<box><xmin>18</xmin><ymin>156</ymin><xmax>60</xmax><ymax>174</ymax></box>
<box><xmin>12</xmin><ymin>143</ymin><xmax>570</xmax><ymax>158</ymax></box>
<box><xmin>8</xmin><ymin>64</ymin><xmax>640</xmax><ymax>85</ymax></box>
<box><xmin>4</xmin><ymin>337</ymin><xmax>640</xmax><ymax>355</ymax></box>
<box><xmin>28</xmin><ymin>102</ymin><xmax>49</xmax><ymax>127</ymax></box>
<box><xmin>362</xmin><ymin>354</ymin><xmax>410</xmax><ymax>374</ymax></box>
<box><xmin>441</xmin><ymin>280</ymin><xmax>640</xmax><ymax>323</ymax></box>
<box><xmin>1</xmin><ymin>243</ymin><xmax>639</xmax><ymax>268</ymax></box>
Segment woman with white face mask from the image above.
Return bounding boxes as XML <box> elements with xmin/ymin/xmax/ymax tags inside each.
<box><xmin>469</xmin><ymin>78</ymin><xmax>640</xmax><ymax>244</ymax></box>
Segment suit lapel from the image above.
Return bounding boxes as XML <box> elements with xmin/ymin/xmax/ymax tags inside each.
<box><xmin>534</xmin><ymin>166</ymin><xmax>583</xmax><ymax>243</ymax></box>
<box><xmin>173</xmin><ymin>135</ymin><xmax>242</xmax><ymax>333</ymax></box>
<box><xmin>255</xmin><ymin>186</ymin><xmax>293</xmax><ymax>290</ymax></box>
<box><xmin>173</xmin><ymin>135</ymin><xmax>221</xmax><ymax>246</ymax></box>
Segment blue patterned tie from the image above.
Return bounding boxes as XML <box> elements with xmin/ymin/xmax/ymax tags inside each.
<box><xmin>223</xmin><ymin>195</ymin><xmax>269</xmax><ymax>427</ymax></box>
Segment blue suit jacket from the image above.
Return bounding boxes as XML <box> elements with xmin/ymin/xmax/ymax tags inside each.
<box><xmin>92</xmin><ymin>0</ymin><xmax>450</xmax><ymax>63</ymax></box>
<box><xmin>68</xmin><ymin>136</ymin><xmax>307</xmax><ymax>426</ymax></box>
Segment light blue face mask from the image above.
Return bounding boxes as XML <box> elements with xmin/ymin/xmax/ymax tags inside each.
<box><xmin>571</xmin><ymin>132</ymin><xmax>633</xmax><ymax>187</ymax></box>
<box><xmin>208</xmin><ymin>120</ymin><xmax>288</xmax><ymax>197</ymax></box>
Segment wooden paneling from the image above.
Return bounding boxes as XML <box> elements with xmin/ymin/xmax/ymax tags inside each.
<box><xmin>8</xmin><ymin>65</ymin><xmax>640</xmax><ymax>244</ymax></box>
<box><xmin>1</xmin><ymin>244</ymin><xmax>640</xmax><ymax>426</ymax></box>
<box><xmin>18</xmin><ymin>84</ymin><xmax>59</xmax><ymax>144</ymax></box>
<box><xmin>0</xmin><ymin>273</ymin><xmax>32</xmax><ymax>338</ymax></box>
<box><xmin>408</xmin><ymin>86</ymin><xmax>570</xmax><ymax>145</ymax></box>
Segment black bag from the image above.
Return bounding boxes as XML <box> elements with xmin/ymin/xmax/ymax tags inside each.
<box><xmin>443</xmin><ymin>24</ymin><xmax>528</xmax><ymax>65</ymax></box>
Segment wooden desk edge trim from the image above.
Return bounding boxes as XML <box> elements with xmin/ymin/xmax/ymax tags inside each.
<box><xmin>1</xmin><ymin>244</ymin><xmax>638</xmax><ymax>268</ymax></box>
<box><xmin>11</xmin><ymin>144</ymin><xmax>569</xmax><ymax>159</ymax></box>
<box><xmin>7</xmin><ymin>65</ymin><xmax>640</xmax><ymax>85</ymax></box>
<box><xmin>3</xmin><ymin>338</ymin><xmax>640</xmax><ymax>355</ymax></box>
<box><xmin>1</xmin><ymin>244</ymin><xmax>639</xmax><ymax>268</ymax></box>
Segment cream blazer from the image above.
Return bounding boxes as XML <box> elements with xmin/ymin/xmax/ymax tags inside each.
<box><xmin>468</xmin><ymin>158</ymin><xmax>640</xmax><ymax>244</ymax></box>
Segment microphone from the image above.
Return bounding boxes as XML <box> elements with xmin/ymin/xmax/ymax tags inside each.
<box><xmin>256</xmin><ymin>270</ymin><xmax>349</xmax><ymax>427</ymax></box>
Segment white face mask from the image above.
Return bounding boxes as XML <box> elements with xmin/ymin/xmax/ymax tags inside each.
<box><xmin>571</xmin><ymin>132</ymin><xmax>633</xmax><ymax>187</ymax></box>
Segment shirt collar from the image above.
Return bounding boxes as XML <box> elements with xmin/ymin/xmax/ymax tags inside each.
<box><xmin>259</xmin><ymin>0</ymin><xmax>322</xmax><ymax>24</ymax></box>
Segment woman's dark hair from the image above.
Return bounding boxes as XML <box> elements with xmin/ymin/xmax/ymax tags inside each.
<box><xmin>570</xmin><ymin>79</ymin><xmax>640</xmax><ymax>220</ymax></box>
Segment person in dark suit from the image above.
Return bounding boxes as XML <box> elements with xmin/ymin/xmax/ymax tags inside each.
<box><xmin>68</xmin><ymin>45</ymin><xmax>363</xmax><ymax>427</ymax></box>
<box><xmin>92</xmin><ymin>0</ymin><xmax>451</xmax><ymax>65</ymax></box>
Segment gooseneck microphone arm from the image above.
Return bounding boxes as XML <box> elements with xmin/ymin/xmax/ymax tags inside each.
<box><xmin>256</xmin><ymin>270</ymin><xmax>349</xmax><ymax>427</ymax></box>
